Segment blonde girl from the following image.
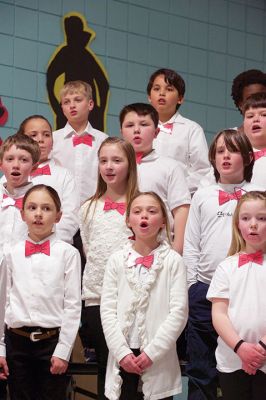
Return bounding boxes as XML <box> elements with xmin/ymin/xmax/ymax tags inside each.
<box><xmin>207</xmin><ymin>191</ymin><xmax>266</xmax><ymax>400</ymax></box>
<box><xmin>79</xmin><ymin>137</ymin><xmax>138</xmax><ymax>399</ymax></box>
<box><xmin>101</xmin><ymin>192</ymin><xmax>188</xmax><ymax>400</ymax></box>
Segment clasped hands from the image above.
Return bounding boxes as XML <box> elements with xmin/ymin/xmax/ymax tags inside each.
<box><xmin>119</xmin><ymin>352</ymin><xmax>153</xmax><ymax>375</ymax></box>
<box><xmin>237</xmin><ymin>342</ymin><xmax>266</xmax><ymax>375</ymax></box>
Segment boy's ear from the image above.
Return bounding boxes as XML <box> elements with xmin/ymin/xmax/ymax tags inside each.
<box><xmin>177</xmin><ymin>96</ymin><xmax>184</xmax><ymax>105</ymax></box>
<box><xmin>154</xmin><ymin>127</ymin><xmax>160</xmax><ymax>138</ymax></box>
<box><xmin>88</xmin><ymin>99</ymin><xmax>94</xmax><ymax>111</ymax></box>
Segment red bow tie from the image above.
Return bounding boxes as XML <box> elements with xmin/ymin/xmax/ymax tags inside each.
<box><xmin>103</xmin><ymin>198</ymin><xmax>126</xmax><ymax>215</ymax></box>
<box><xmin>2</xmin><ymin>194</ymin><xmax>23</xmax><ymax>210</ymax></box>
<box><xmin>238</xmin><ymin>251</ymin><xmax>263</xmax><ymax>267</ymax></box>
<box><xmin>254</xmin><ymin>148</ymin><xmax>266</xmax><ymax>161</ymax></box>
<box><xmin>136</xmin><ymin>152</ymin><xmax>144</xmax><ymax>164</ymax></box>
<box><xmin>72</xmin><ymin>134</ymin><xmax>93</xmax><ymax>147</ymax></box>
<box><xmin>25</xmin><ymin>240</ymin><xmax>50</xmax><ymax>257</ymax></box>
<box><xmin>31</xmin><ymin>164</ymin><xmax>51</xmax><ymax>177</ymax></box>
<box><xmin>135</xmin><ymin>254</ymin><xmax>154</xmax><ymax>269</ymax></box>
<box><xmin>218</xmin><ymin>190</ymin><xmax>242</xmax><ymax>205</ymax></box>
<box><xmin>159</xmin><ymin>122</ymin><xmax>174</xmax><ymax>134</ymax></box>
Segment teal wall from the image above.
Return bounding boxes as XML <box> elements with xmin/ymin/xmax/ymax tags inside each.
<box><xmin>0</xmin><ymin>0</ymin><xmax>266</xmax><ymax>143</ymax></box>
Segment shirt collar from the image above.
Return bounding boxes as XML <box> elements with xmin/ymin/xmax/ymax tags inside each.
<box><xmin>2</xmin><ymin>181</ymin><xmax>33</xmax><ymax>198</ymax></box>
<box><xmin>218</xmin><ymin>180</ymin><xmax>246</xmax><ymax>194</ymax></box>
<box><xmin>63</xmin><ymin>121</ymin><xmax>95</xmax><ymax>139</ymax></box>
<box><xmin>140</xmin><ymin>150</ymin><xmax>158</xmax><ymax>163</ymax></box>
<box><xmin>26</xmin><ymin>232</ymin><xmax>56</xmax><ymax>245</ymax></box>
<box><xmin>159</xmin><ymin>111</ymin><xmax>184</xmax><ymax>125</ymax></box>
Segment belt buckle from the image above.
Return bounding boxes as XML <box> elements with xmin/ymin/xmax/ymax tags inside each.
<box><xmin>30</xmin><ymin>331</ymin><xmax>42</xmax><ymax>342</ymax></box>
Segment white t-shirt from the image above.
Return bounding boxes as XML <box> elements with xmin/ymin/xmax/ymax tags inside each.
<box><xmin>154</xmin><ymin>111</ymin><xmax>210</xmax><ymax>195</ymax></box>
<box><xmin>207</xmin><ymin>253</ymin><xmax>266</xmax><ymax>374</ymax></box>
<box><xmin>52</xmin><ymin>121</ymin><xmax>108</xmax><ymax>205</ymax></box>
<box><xmin>183</xmin><ymin>181</ymin><xmax>262</xmax><ymax>287</ymax></box>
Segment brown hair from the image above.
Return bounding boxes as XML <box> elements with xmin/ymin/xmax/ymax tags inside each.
<box><xmin>60</xmin><ymin>80</ymin><xmax>92</xmax><ymax>102</ymax></box>
<box><xmin>119</xmin><ymin>103</ymin><xmax>159</xmax><ymax>128</ymax></box>
<box><xmin>17</xmin><ymin>115</ymin><xmax>52</xmax><ymax>135</ymax></box>
<box><xmin>22</xmin><ymin>184</ymin><xmax>61</xmax><ymax>212</ymax></box>
<box><xmin>126</xmin><ymin>191</ymin><xmax>172</xmax><ymax>244</ymax></box>
<box><xmin>147</xmin><ymin>68</ymin><xmax>185</xmax><ymax>111</ymax></box>
<box><xmin>208</xmin><ymin>129</ymin><xmax>254</xmax><ymax>182</ymax></box>
<box><xmin>83</xmin><ymin>137</ymin><xmax>138</xmax><ymax>220</ymax></box>
<box><xmin>243</xmin><ymin>91</ymin><xmax>266</xmax><ymax>114</ymax></box>
<box><xmin>228</xmin><ymin>191</ymin><xmax>266</xmax><ymax>256</ymax></box>
<box><xmin>0</xmin><ymin>133</ymin><xmax>40</xmax><ymax>165</ymax></box>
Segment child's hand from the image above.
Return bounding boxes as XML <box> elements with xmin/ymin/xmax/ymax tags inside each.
<box><xmin>237</xmin><ymin>342</ymin><xmax>265</xmax><ymax>366</ymax></box>
<box><xmin>50</xmin><ymin>356</ymin><xmax>68</xmax><ymax>374</ymax></box>
<box><xmin>0</xmin><ymin>357</ymin><xmax>9</xmax><ymax>380</ymax></box>
<box><xmin>256</xmin><ymin>342</ymin><xmax>266</xmax><ymax>360</ymax></box>
<box><xmin>119</xmin><ymin>353</ymin><xmax>142</xmax><ymax>375</ymax></box>
<box><xmin>135</xmin><ymin>352</ymin><xmax>153</xmax><ymax>371</ymax></box>
<box><xmin>242</xmin><ymin>361</ymin><xmax>257</xmax><ymax>375</ymax></box>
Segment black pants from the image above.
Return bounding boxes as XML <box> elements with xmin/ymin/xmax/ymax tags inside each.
<box><xmin>81</xmin><ymin>305</ymin><xmax>109</xmax><ymax>400</ymax></box>
<box><xmin>6</xmin><ymin>329</ymin><xmax>68</xmax><ymax>400</ymax></box>
<box><xmin>219</xmin><ymin>369</ymin><xmax>266</xmax><ymax>400</ymax></box>
<box><xmin>186</xmin><ymin>282</ymin><xmax>219</xmax><ymax>400</ymax></box>
<box><xmin>119</xmin><ymin>349</ymin><xmax>173</xmax><ymax>400</ymax></box>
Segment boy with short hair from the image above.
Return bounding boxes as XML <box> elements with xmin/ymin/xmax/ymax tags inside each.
<box><xmin>231</xmin><ymin>69</ymin><xmax>266</xmax><ymax>115</ymax></box>
<box><xmin>0</xmin><ymin>133</ymin><xmax>40</xmax><ymax>248</ymax></box>
<box><xmin>120</xmin><ymin>102</ymin><xmax>191</xmax><ymax>255</ymax></box>
<box><xmin>183</xmin><ymin>129</ymin><xmax>262</xmax><ymax>400</ymax></box>
<box><xmin>147</xmin><ymin>68</ymin><xmax>210</xmax><ymax>195</ymax></box>
<box><xmin>52</xmin><ymin>80</ymin><xmax>108</xmax><ymax>205</ymax></box>
<box><xmin>243</xmin><ymin>91</ymin><xmax>266</xmax><ymax>188</ymax></box>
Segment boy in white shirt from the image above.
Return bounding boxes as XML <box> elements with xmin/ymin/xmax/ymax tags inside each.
<box><xmin>147</xmin><ymin>68</ymin><xmax>210</xmax><ymax>195</ymax></box>
<box><xmin>0</xmin><ymin>134</ymin><xmax>40</xmax><ymax>250</ymax></box>
<box><xmin>183</xmin><ymin>129</ymin><xmax>261</xmax><ymax>400</ymax></box>
<box><xmin>52</xmin><ymin>80</ymin><xmax>108</xmax><ymax>205</ymax></box>
<box><xmin>120</xmin><ymin>102</ymin><xmax>191</xmax><ymax>255</ymax></box>
<box><xmin>243</xmin><ymin>91</ymin><xmax>266</xmax><ymax>188</ymax></box>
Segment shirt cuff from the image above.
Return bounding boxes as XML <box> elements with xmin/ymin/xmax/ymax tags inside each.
<box><xmin>53</xmin><ymin>343</ymin><xmax>72</xmax><ymax>362</ymax></box>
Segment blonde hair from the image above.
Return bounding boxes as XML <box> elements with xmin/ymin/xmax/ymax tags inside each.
<box><xmin>228</xmin><ymin>191</ymin><xmax>266</xmax><ymax>256</ymax></box>
<box><xmin>126</xmin><ymin>191</ymin><xmax>172</xmax><ymax>244</ymax></box>
<box><xmin>0</xmin><ymin>133</ymin><xmax>40</xmax><ymax>165</ymax></box>
<box><xmin>60</xmin><ymin>80</ymin><xmax>92</xmax><ymax>101</ymax></box>
<box><xmin>83</xmin><ymin>137</ymin><xmax>138</xmax><ymax>220</ymax></box>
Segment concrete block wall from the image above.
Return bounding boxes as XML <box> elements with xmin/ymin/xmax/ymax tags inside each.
<box><xmin>0</xmin><ymin>0</ymin><xmax>266</xmax><ymax>143</ymax></box>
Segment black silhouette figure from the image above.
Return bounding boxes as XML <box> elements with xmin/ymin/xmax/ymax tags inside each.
<box><xmin>46</xmin><ymin>14</ymin><xmax>109</xmax><ymax>131</ymax></box>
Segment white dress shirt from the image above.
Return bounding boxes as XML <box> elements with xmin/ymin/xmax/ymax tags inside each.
<box><xmin>30</xmin><ymin>158</ymin><xmax>79</xmax><ymax>243</ymax></box>
<box><xmin>0</xmin><ymin>234</ymin><xmax>81</xmax><ymax>361</ymax></box>
<box><xmin>0</xmin><ymin>182</ymin><xmax>32</xmax><ymax>250</ymax></box>
<box><xmin>154</xmin><ymin>111</ymin><xmax>210</xmax><ymax>195</ymax></box>
<box><xmin>251</xmin><ymin>147</ymin><xmax>266</xmax><ymax>188</ymax></box>
<box><xmin>52</xmin><ymin>121</ymin><xmax>108</xmax><ymax>204</ymax></box>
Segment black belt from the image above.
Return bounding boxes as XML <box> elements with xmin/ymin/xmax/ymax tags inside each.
<box><xmin>9</xmin><ymin>326</ymin><xmax>60</xmax><ymax>342</ymax></box>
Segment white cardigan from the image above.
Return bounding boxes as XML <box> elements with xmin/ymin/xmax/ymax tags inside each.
<box><xmin>100</xmin><ymin>241</ymin><xmax>188</xmax><ymax>400</ymax></box>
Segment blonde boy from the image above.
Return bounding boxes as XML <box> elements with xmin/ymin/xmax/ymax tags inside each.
<box><xmin>243</xmin><ymin>91</ymin><xmax>266</xmax><ymax>188</ymax></box>
<box><xmin>120</xmin><ymin>103</ymin><xmax>191</xmax><ymax>255</ymax></box>
<box><xmin>0</xmin><ymin>134</ymin><xmax>40</xmax><ymax>248</ymax></box>
<box><xmin>52</xmin><ymin>80</ymin><xmax>108</xmax><ymax>205</ymax></box>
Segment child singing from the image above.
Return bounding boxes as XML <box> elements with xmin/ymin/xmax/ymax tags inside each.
<box><xmin>101</xmin><ymin>192</ymin><xmax>188</xmax><ymax>400</ymax></box>
<box><xmin>0</xmin><ymin>184</ymin><xmax>81</xmax><ymax>400</ymax></box>
<box><xmin>207</xmin><ymin>191</ymin><xmax>266</xmax><ymax>400</ymax></box>
<box><xmin>79</xmin><ymin>137</ymin><xmax>138</xmax><ymax>399</ymax></box>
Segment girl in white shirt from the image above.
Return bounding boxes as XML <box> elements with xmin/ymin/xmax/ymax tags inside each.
<box><xmin>17</xmin><ymin>115</ymin><xmax>79</xmax><ymax>244</ymax></box>
<box><xmin>207</xmin><ymin>191</ymin><xmax>266</xmax><ymax>400</ymax></box>
<box><xmin>79</xmin><ymin>137</ymin><xmax>138</xmax><ymax>399</ymax></box>
<box><xmin>101</xmin><ymin>192</ymin><xmax>188</xmax><ymax>400</ymax></box>
<box><xmin>0</xmin><ymin>184</ymin><xmax>81</xmax><ymax>400</ymax></box>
